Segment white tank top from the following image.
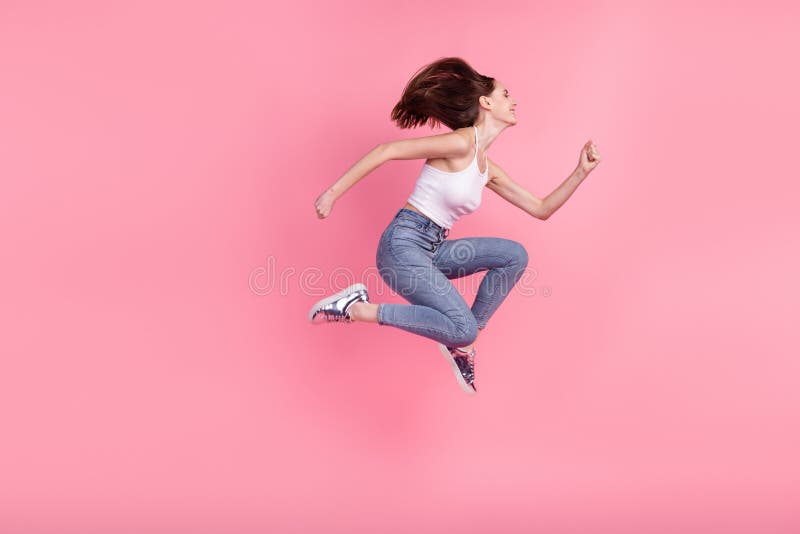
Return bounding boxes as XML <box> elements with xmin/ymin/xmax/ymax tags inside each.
<box><xmin>406</xmin><ymin>125</ymin><xmax>489</xmax><ymax>229</ymax></box>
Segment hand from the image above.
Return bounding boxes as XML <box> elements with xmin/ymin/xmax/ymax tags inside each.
<box><xmin>314</xmin><ymin>189</ymin><xmax>336</xmax><ymax>219</ymax></box>
<box><xmin>578</xmin><ymin>139</ymin><xmax>602</xmax><ymax>174</ymax></box>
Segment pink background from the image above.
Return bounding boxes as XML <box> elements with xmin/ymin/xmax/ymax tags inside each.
<box><xmin>2</xmin><ymin>1</ymin><xmax>799</xmax><ymax>532</ymax></box>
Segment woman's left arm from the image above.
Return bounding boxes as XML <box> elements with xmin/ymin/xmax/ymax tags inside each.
<box><xmin>486</xmin><ymin>140</ymin><xmax>601</xmax><ymax>220</ymax></box>
<box><xmin>485</xmin><ymin>158</ymin><xmax>549</xmax><ymax>220</ymax></box>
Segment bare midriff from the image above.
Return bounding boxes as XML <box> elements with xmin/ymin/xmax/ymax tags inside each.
<box><xmin>402</xmin><ymin>202</ymin><xmax>436</xmax><ymax>222</ymax></box>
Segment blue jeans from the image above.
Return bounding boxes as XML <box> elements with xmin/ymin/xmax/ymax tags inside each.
<box><xmin>375</xmin><ymin>208</ymin><xmax>529</xmax><ymax>346</ymax></box>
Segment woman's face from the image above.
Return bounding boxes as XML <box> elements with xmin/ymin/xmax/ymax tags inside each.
<box><xmin>484</xmin><ymin>80</ymin><xmax>517</xmax><ymax>125</ymax></box>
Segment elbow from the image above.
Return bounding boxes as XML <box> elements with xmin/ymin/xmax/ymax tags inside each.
<box><xmin>530</xmin><ymin>198</ymin><xmax>551</xmax><ymax>220</ymax></box>
<box><xmin>376</xmin><ymin>142</ymin><xmax>392</xmax><ymax>162</ymax></box>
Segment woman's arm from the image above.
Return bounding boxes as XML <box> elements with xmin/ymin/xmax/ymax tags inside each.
<box><xmin>486</xmin><ymin>158</ymin><xmax>549</xmax><ymax>220</ymax></box>
<box><xmin>315</xmin><ymin>130</ymin><xmax>470</xmax><ymax>219</ymax></box>
<box><xmin>540</xmin><ymin>140</ymin><xmax>600</xmax><ymax>218</ymax></box>
<box><xmin>540</xmin><ymin>167</ymin><xmax>589</xmax><ymax>220</ymax></box>
<box><xmin>327</xmin><ymin>129</ymin><xmax>470</xmax><ymax>200</ymax></box>
<box><xmin>486</xmin><ymin>158</ymin><xmax>589</xmax><ymax>220</ymax></box>
<box><xmin>325</xmin><ymin>144</ymin><xmax>391</xmax><ymax>201</ymax></box>
<box><xmin>381</xmin><ymin>129</ymin><xmax>470</xmax><ymax>161</ymax></box>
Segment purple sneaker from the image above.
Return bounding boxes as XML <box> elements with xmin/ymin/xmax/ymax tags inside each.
<box><xmin>438</xmin><ymin>343</ymin><xmax>476</xmax><ymax>395</ymax></box>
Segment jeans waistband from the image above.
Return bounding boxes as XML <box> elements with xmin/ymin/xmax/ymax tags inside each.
<box><xmin>395</xmin><ymin>208</ymin><xmax>450</xmax><ymax>237</ymax></box>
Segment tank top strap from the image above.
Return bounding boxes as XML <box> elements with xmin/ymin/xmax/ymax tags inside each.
<box><xmin>474</xmin><ymin>125</ymin><xmax>487</xmax><ymax>174</ymax></box>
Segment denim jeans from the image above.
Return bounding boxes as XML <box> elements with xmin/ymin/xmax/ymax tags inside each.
<box><xmin>375</xmin><ymin>208</ymin><xmax>529</xmax><ymax>347</ymax></box>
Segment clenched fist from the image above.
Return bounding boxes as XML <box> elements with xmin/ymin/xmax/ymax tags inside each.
<box><xmin>314</xmin><ymin>189</ymin><xmax>336</xmax><ymax>219</ymax></box>
<box><xmin>578</xmin><ymin>139</ymin><xmax>602</xmax><ymax>174</ymax></box>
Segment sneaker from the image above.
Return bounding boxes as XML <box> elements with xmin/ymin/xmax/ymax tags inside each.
<box><xmin>308</xmin><ymin>283</ymin><xmax>369</xmax><ymax>324</ymax></box>
<box><xmin>438</xmin><ymin>343</ymin><xmax>476</xmax><ymax>395</ymax></box>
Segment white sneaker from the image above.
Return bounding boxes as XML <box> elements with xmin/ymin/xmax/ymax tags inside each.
<box><xmin>308</xmin><ymin>283</ymin><xmax>369</xmax><ymax>324</ymax></box>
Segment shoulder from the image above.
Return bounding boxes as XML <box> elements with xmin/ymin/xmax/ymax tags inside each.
<box><xmin>449</xmin><ymin>126</ymin><xmax>476</xmax><ymax>148</ymax></box>
<box><xmin>452</xmin><ymin>126</ymin><xmax>478</xmax><ymax>155</ymax></box>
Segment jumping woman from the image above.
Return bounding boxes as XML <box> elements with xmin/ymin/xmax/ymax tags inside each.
<box><xmin>308</xmin><ymin>57</ymin><xmax>601</xmax><ymax>394</ymax></box>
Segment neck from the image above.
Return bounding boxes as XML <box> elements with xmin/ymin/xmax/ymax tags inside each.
<box><xmin>473</xmin><ymin>120</ymin><xmax>508</xmax><ymax>151</ymax></box>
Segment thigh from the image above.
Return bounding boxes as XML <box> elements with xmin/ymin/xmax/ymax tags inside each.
<box><xmin>376</xmin><ymin>224</ymin><xmax>472</xmax><ymax>312</ymax></box>
<box><xmin>432</xmin><ymin>236</ymin><xmax>529</xmax><ymax>279</ymax></box>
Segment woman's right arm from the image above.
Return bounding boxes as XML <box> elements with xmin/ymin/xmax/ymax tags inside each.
<box><xmin>315</xmin><ymin>130</ymin><xmax>469</xmax><ymax>219</ymax></box>
<box><xmin>325</xmin><ymin>143</ymin><xmax>391</xmax><ymax>203</ymax></box>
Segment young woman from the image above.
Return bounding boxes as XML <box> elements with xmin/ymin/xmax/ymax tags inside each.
<box><xmin>308</xmin><ymin>57</ymin><xmax>601</xmax><ymax>394</ymax></box>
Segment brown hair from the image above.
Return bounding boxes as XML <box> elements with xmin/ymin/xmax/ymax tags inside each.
<box><xmin>390</xmin><ymin>57</ymin><xmax>495</xmax><ymax>130</ymax></box>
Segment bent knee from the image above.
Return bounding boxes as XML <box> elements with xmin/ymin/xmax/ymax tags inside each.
<box><xmin>454</xmin><ymin>316</ymin><xmax>479</xmax><ymax>346</ymax></box>
<box><xmin>508</xmin><ymin>241</ymin><xmax>529</xmax><ymax>269</ymax></box>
